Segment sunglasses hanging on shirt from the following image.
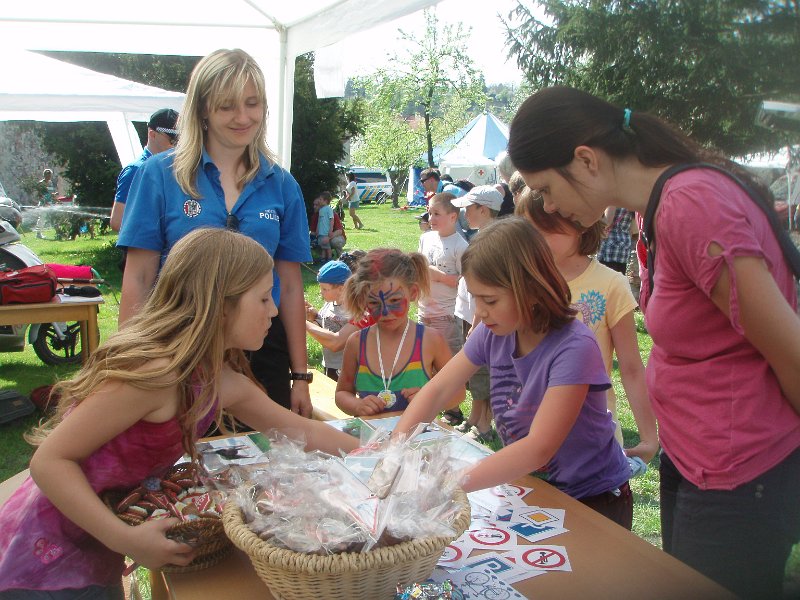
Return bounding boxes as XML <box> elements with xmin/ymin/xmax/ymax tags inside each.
<box><xmin>226</xmin><ymin>213</ymin><xmax>239</xmax><ymax>231</ymax></box>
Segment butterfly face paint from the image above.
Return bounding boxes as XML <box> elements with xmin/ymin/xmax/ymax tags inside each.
<box><xmin>367</xmin><ymin>278</ymin><xmax>410</xmax><ymax>323</ymax></box>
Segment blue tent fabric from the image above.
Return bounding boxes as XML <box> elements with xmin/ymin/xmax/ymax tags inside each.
<box><xmin>409</xmin><ymin>166</ymin><xmax>427</xmax><ymax>207</ymax></box>
<box><xmin>428</xmin><ymin>112</ymin><xmax>510</xmax><ymax>165</ymax></box>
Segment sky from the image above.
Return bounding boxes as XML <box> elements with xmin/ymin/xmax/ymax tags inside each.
<box><xmin>333</xmin><ymin>0</ymin><xmax>526</xmax><ymax>85</ymax></box>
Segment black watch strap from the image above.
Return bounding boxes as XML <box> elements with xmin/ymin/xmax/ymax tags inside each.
<box><xmin>290</xmin><ymin>371</ymin><xmax>314</xmax><ymax>382</ymax></box>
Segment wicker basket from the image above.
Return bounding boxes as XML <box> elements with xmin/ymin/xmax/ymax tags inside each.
<box><xmin>103</xmin><ymin>463</ymin><xmax>232</xmax><ymax>574</ymax></box>
<box><xmin>223</xmin><ymin>489</ymin><xmax>471</xmax><ymax>600</ymax></box>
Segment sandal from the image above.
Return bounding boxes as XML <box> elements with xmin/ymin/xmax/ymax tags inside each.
<box><xmin>440</xmin><ymin>408</ymin><xmax>464</xmax><ymax>426</ymax></box>
<box><xmin>465</xmin><ymin>426</ymin><xmax>499</xmax><ymax>445</ymax></box>
<box><xmin>453</xmin><ymin>421</ymin><xmax>473</xmax><ymax>434</ymax></box>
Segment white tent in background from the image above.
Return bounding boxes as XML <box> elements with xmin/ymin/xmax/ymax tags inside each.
<box><xmin>0</xmin><ymin>49</ymin><xmax>185</xmax><ymax>166</ymax></box>
<box><xmin>434</xmin><ymin>112</ymin><xmax>510</xmax><ymax>185</ymax></box>
<box><xmin>751</xmin><ymin>100</ymin><xmax>800</xmax><ymax>228</ymax></box>
<box><xmin>736</xmin><ymin>147</ymin><xmax>791</xmax><ymax>170</ymax></box>
<box><xmin>0</xmin><ymin>0</ymin><xmax>441</xmax><ymax>167</ymax></box>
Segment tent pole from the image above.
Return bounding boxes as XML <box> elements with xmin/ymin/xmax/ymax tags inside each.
<box><xmin>275</xmin><ymin>29</ymin><xmax>296</xmax><ymax>170</ymax></box>
<box><xmin>106</xmin><ymin>113</ymin><xmax>142</xmax><ymax>166</ymax></box>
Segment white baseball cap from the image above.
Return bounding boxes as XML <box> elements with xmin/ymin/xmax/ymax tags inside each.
<box><xmin>451</xmin><ymin>185</ymin><xmax>504</xmax><ymax>211</ymax></box>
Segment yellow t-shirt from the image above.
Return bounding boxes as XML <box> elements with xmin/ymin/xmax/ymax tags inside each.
<box><xmin>568</xmin><ymin>259</ymin><xmax>638</xmax><ymax>374</ymax></box>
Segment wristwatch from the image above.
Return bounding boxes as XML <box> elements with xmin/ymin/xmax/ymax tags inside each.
<box><xmin>290</xmin><ymin>371</ymin><xmax>314</xmax><ymax>382</ymax></box>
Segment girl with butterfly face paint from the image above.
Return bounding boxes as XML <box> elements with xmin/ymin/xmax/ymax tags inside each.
<box><xmin>335</xmin><ymin>248</ymin><xmax>464</xmax><ymax>416</ymax></box>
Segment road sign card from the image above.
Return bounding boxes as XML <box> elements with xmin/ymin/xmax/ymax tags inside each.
<box><xmin>432</xmin><ymin>567</ymin><xmax>526</xmax><ymax>599</ymax></box>
<box><xmin>461</xmin><ymin>551</ymin><xmax>539</xmax><ymax>585</ymax></box>
<box><xmin>505</xmin><ymin>544</ymin><xmax>572</xmax><ymax>573</ymax></box>
<box><xmin>508</xmin><ymin>520</ymin><xmax>568</xmax><ymax>543</ymax></box>
<box><xmin>461</xmin><ymin>525</ymin><xmax>518</xmax><ymax>551</ymax></box>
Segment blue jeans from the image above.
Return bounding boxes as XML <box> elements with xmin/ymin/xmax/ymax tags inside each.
<box><xmin>660</xmin><ymin>447</ymin><xmax>800</xmax><ymax>599</ymax></box>
<box><xmin>0</xmin><ymin>585</ymin><xmax>124</xmax><ymax>600</ymax></box>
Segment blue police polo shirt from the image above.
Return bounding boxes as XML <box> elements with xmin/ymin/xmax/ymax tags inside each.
<box><xmin>118</xmin><ymin>149</ymin><xmax>310</xmax><ymax>306</ymax></box>
<box><xmin>114</xmin><ymin>147</ymin><xmax>153</xmax><ymax>204</ymax></box>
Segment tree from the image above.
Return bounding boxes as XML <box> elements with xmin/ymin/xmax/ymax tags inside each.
<box><xmin>347</xmin><ymin>9</ymin><xmax>488</xmax><ymax>206</ymax></box>
<box><xmin>290</xmin><ymin>54</ymin><xmax>365</xmax><ymax>205</ymax></box>
<box><xmin>391</xmin><ymin>10</ymin><xmax>488</xmax><ymax>166</ymax></box>
<box><xmin>483</xmin><ymin>81</ymin><xmax>538</xmax><ymax>125</ymax></box>
<box><xmin>505</xmin><ymin>1</ymin><xmax>800</xmax><ymax>155</ymax></box>
<box><xmin>350</xmin><ymin>77</ymin><xmax>427</xmax><ymax>207</ymax></box>
<box><xmin>40</xmin><ymin>122</ymin><xmax>120</xmax><ymax>209</ymax></box>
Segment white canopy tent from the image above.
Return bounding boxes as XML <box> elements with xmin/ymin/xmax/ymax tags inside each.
<box><xmin>0</xmin><ymin>0</ymin><xmax>440</xmax><ymax>167</ymax></box>
<box><xmin>0</xmin><ymin>49</ymin><xmax>185</xmax><ymax>165</ymax></box>
<box><xmin>436</xmin><ymin>112</ymin><xmax>510</xmax><ymax>185</ymax></box>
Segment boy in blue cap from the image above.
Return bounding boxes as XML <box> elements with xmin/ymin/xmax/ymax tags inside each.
<box><xmin>305</xmin><ymin>260</ymin><xmax>359</xmax><ymax>381</ymax></box>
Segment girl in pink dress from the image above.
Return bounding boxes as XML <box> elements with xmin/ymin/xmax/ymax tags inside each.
<box><xmin>0</xmin><ymin>228</ymin><xmax>357</xmax><ymax>599</ymax></box>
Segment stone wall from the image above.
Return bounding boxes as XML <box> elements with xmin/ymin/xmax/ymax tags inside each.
<box><xmin>0</xmin><ymin>122</ymin><xmax>69</xmax><ymax>205</ymax></box>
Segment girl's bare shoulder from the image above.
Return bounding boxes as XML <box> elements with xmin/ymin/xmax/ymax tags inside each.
<box><xmin>217</xmin><ymin>364</ymin><xmax>264</xmax><ymax>408</ymax></box>
<box><xmin>129</xmin><ymin>357</ymin><xmax>183</xmax><ymax>387</ymax></box>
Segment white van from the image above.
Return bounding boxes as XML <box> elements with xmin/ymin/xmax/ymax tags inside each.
<box><xmin>348</xmin><ymin>167</ymin><xmax>392</xmax><ymax>205</ymax></box>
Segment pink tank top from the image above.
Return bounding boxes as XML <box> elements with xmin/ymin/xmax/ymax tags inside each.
<box><xmin>0</xmin><ymin>393</ymin><xmax>217</xmax><ymax>591</ymax></box>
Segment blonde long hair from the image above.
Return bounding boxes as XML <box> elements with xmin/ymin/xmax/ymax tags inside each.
<box><xmin>27</xmin><ymin>228</ymin><xmax>273</xmax><ymax>456</ymax></box>
<box><xmin>174</xmin><ymin>48</ymin><xmax>277</xmax><ymax>199</ymax></box>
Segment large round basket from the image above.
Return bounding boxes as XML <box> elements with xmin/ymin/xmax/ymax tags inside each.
<box><xmin>223</xmin><ymin>489</ymin><xmax>471</xmax><ymax>600</ymax></box>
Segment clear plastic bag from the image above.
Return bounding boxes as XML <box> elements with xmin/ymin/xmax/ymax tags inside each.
<box><xmin>233</xmin><ymin>425</ymin><xmax>465</xmax><ymax>555</ymax></box>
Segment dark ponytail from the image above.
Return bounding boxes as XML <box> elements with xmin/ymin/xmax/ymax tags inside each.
<box><xmin>508</xmin><ymin>86</ymin><xmax>771</xmax><ymax>198</ymax></box>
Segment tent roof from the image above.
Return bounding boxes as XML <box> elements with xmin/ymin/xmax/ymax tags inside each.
<box><xmin>0</xmin><ymin>0</ymin><xmax>440</xmax><ymax>166</ymax></box>
<box><xmin>0</xmin><ymin>1</ymin><xmax>438</xmax><ymax>57</ymax></box>
<box><xmin>0</xmin><ymin>49</ymin><xmax>185</xmax><ymax>165</ymax></box>
<box><xmin>0</xmin><ymin>49</ymin><xmax>184</xmax><ymax>121</ymax></box>
<box><xmin>431</xmin><ymin>112</ymin><xmax>509</xmax><ymax>166</ymax></box>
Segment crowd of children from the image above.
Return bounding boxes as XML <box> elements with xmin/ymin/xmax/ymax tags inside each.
<box><xmin>515</xmin><ymin>190</ymin><xmax>658</xmax><ymax>466</ymax></box>
<box><xmin>450</xmin><ymin>186</ymin><xmax>504</xmax><ymax>442</ymax></box>
<box><xmin>394</xmin><ymin>218</ymin><xmax>633</xmax><ymax>529</ymax></box>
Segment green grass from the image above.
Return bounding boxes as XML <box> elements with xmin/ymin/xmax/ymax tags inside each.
<box><xmin>2</xmin><ymin>206</ymin><xmax>798</xmax><ymax>592</ymax></box>
<box><xmin>1</xmin><ymin>226</ymin><xmax>124</xmax><ymax>479</ymax></box>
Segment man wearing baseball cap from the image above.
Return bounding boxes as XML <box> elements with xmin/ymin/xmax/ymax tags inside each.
<box><xmin>110</xmin><ymin>108</ymin><xmax>179</xmax><ymax>233</ymax></box>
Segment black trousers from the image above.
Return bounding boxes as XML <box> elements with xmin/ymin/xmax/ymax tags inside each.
<box><xmin>247</xmin><ymin>314</ymin><xmax>291</xmax><ymax>410</ymax></box>
<box><xmin>660</xmin><ymin>447</ymin><xmax>800</xmax><ymax>599</ymax></box>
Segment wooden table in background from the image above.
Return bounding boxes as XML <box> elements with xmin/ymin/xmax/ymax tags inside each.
<box><xmin>0</xmin><ymin>298</ymin><xmax>101</xmax><ymax>362</ymax></box>
<box><xmin>308</xmin><ymin>369</ymin><xmax>349</xmax><ymax>421</ymax></box>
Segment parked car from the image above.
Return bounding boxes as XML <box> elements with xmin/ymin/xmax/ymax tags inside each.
<box><xmin>347</xmin><ymin>167</ymin><xmax>391</xmax><ymax>205</ymax></box>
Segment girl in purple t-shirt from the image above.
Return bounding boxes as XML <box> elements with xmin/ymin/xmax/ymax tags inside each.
<box><xmin>394</xmin><ymin>218</ymin><xmax>632</xmax><ymax>529</ymax></box>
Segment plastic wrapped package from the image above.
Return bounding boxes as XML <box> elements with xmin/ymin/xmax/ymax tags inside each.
<box><xmin>232</xmin><ymin>425</ymin><xmax>466</xmax><ymax>555</ymax></box>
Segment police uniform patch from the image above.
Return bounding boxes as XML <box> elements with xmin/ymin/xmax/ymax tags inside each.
<box><xmin>183</xmin><ymin>199</ymin><xmax>201</xmax><ymax>218</ymax></box>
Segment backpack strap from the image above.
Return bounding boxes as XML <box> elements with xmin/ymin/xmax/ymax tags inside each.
<box><xmin>642</xmin><ymin>162</ymin><xmax>800</xmax><ymax>294</ymax></box>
